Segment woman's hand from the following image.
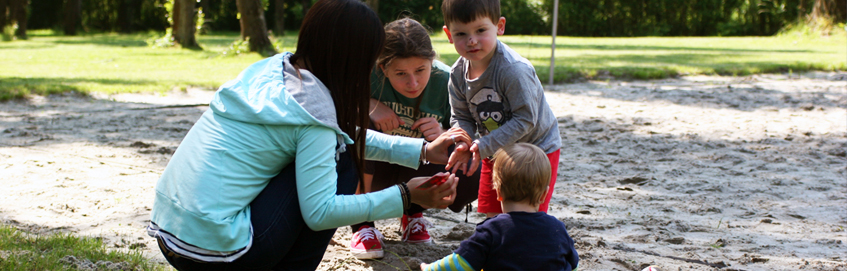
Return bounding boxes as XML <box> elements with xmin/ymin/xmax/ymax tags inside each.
<box><xmin>411</xmin><ymin>117</ymin><xmax>443</xmax><ymax>142</ymax></box>
<box><xmin>406</xmin><ymin>173</ymin><xmax>458</xmax><ymax>209</ymax></box>
<box><xmin>425</xmin><ymin>128</ymin><xmax>472</xmax><ymax>164</ymax></box>
<box><xmin>369</xmin><ymin>98</ymin><xmax>405</xmax><ymax>132</ymax></box>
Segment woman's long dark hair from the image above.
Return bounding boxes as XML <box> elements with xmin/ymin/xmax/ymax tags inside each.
<box><xmin>292</xmin><ymin>0</ymin><xmax>385</xmax><ymax>186</ymax></box>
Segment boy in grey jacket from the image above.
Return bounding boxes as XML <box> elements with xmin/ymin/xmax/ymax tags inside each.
<box><xmin>442</xmin><ymin>0</ymin><xmax>562</xmax><ymax>217</ymax></box>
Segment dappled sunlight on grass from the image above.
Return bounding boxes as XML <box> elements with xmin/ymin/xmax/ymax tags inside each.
<box><xmin>431</xmin><ymin>33</ymin><xmax>845</xmax><ymax>82</ymax></box>
<box><xmin>1</xmin><ymin>31</ymin><xmax>843</xmax><ymax>100</ymax></box>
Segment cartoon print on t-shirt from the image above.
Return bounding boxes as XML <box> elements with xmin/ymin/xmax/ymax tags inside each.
<box><xmin>470</xmin><ymin>87</ymin><xmax>509</xmax><ymax>133</ymax></box>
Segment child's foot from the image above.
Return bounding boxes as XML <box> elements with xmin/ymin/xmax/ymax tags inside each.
<box><xmin>641</xmin><ymin>266</ymin><xmax>661</xmax><ymax>271</ymax></box>
<box><xmin>350</xmin><ymin>225</ymin><xmax>384</xmax><ymax>259</ymax></box>
<box><xmin>401</xmin><ymin>213</ymin><xmax>433</xmax><ymax>244</ymax></box>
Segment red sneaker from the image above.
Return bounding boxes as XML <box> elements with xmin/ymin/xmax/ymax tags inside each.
<box><xmin>401</xmin><ymin>213</ymin><xmax>433</xmax><ymax>244</ymax></box>
<box><xmin>350</xmin><ymin>225</ymin><xmax>384</xmax><ymax>259</ymax></box>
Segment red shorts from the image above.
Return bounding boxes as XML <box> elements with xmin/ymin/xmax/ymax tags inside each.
<box><xmin>477</xmin><ymin>149</ymin><xmax>560</xmax><ymax>213</ymax></box>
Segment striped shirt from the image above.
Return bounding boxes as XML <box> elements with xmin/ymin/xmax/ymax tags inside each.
<box><xmin>424</xmin><ymin>253</ymin><xmax>475</xmax><ymax>271</ymax></box>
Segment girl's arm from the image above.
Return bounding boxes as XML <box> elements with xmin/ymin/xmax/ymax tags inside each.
<box><xmin>294</xmin><ymin>127</ymin><xmax>468</xmax><ymax>231</ymax></box>
<box><xmin>369</xmin><ymin>98</ymin><xmax>405</xmax><ymax>132</ymax></box>
<box><xmin>294</xmin><ymin>126</ymin><xmax>405</xmax><ymax>231</ymax></box>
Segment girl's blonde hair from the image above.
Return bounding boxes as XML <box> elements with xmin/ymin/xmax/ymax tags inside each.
<box><xmin>492</xmin><ymin>143</ymin><xmax>551</xmax><ymax>206</ymax></box>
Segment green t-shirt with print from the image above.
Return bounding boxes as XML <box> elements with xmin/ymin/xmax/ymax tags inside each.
<box><xmin>370</xmin><ymin>60</ymin><xmax>451</xmax><ymax>138</ymax></box>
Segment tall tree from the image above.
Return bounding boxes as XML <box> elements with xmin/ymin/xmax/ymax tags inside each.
<box><xmin>172</xmin><ymin>0</ymin><xmax>200</xmax><ymax>49</ymax></box>
<box><xmin>11</xmin><ymin>0</ymin><xmax>26</xmax><ymax>39</ymax></box>
<box><xmin>0</xmin><ymin>0</ymin><xmax>8</xmax><ymax>28</ymax></box>
<box><xmin>236</xmin><ymin>0</ymin><xmax>275</xmax><ymax>55</ymax></box>
<box><xmin>274</xmin><ymin>0</ymin><xmax>284</xmax><ymax>35</ymax></box>
<box><xmin>118</xmin><ymin>0</ymin><xmax>142</xmax><ymax>33</ymax></box>
<box><xmin>63</xmin><ymin>0</ymin><xmax>80</xmax><ymax>35</ymax></box>
<box><xmin>809</xmin><ymin>0</ymin><xmax>835</xmax><ymax>21</ymax></box>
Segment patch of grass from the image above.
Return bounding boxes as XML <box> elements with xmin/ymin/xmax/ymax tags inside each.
<box><xmin>0</xmin><ymin>225</ymin><xmax>169</xmax><ymax>270</ymax></box>
<box><xmin>1</xmin><ymin>31</ymin><xmax>844</xmax><ymax>100</ymax></box>
<box><xmin>0</xmin><ymin>31</ymin><xmax>298</xmax><ymax>101</ymax></box>
<box><xmin>431</xmin><ymin>33</ymin><xmax>846</xmax><ymax>83</ymax></box>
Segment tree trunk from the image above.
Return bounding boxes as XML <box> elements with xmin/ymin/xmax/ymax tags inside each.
<box><xmin>117</xmin><ymin>0</ymin><xmax>140</xmax><ymax>33</ymax></box>
<box><xmin>0</xmin><ymin>0</ymin><xmax>9</xmax><ymax>29</ymax></box>
<box><xmin>835</xmin><ymin>0</ymin><xmax>846</xmax><ymax>22</ymax></box>
<box><xmin>172</xmin><ymin>0</ymin><xmax>199</xmax><ymax>49</ymax></box>
<box><xmin>172</xmin><ymin>0</ymin><xmax>181</xmax><ymax>37</ymax></box>
<box><xmin>274</xmin><ymin>0</ymin><xmax>284</xmax><ymax>35</ymax></box>
<box><xmin>301</xmin><ymin>0</ymin><xmax>310</xmax><ymax>17</ymax></box>
<box><xmin>236</xmin><ymin>0</ymin><xmax>275</xmax><ymax>55</ymax></box>
<box><xmin>11</xmin><ymin>0</ymin><xmax>26</xmax><ymax>39</ymax></box>
<box><xmin>363</xmin><ymin>0</ymin><xmax>377</xmax><ymax>14</ymax></box>
<box><xmin>63</xmin><ymin>0</ymin><xmax>80</xmax><ymax>35</ymax></box>
<box><xmin>118</xmin><ymin>0</ymin><xmax>130</xmax><ymax>32</ymax></box>
<box><xmin>810</xmin><ymin>0</ymin><xmax>833</xmax><ymax>21</ymax></box>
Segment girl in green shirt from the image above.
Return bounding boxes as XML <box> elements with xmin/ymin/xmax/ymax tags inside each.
<box><xmin>348</xmin><ymin>18</ymin><xmax>482</xmax><ymax>260</ymax></box>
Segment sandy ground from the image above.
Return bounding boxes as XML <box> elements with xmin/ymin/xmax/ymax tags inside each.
<box><xmin>0</xmin><ymin>72</ymin><xmax>845</xmax><ymax>271</ymax></box>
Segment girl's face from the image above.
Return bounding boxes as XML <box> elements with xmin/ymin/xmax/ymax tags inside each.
<box><xmin>381</xmin><ymin>57</ymin><xmax>432</xmax><ymax>99</ymax></box>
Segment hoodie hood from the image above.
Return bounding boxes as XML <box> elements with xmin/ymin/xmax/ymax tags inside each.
<box><xmin>210</xmin><ymin>52</ymin><xmax>353</xmax><ymax>144</ymax></box>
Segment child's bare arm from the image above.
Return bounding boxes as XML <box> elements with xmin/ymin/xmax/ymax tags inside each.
<box><xmin>369</xmin><ymin>98</ymin><xmax>405</xmax><ymax>132</ymax></box>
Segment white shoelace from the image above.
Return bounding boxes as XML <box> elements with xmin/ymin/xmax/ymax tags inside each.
<box><xmin>355</xmin><ymin>227</ymin><xmax>384</xmax><ymax>243</ymax></box>
<box><xmin>402</xmin><ymin>216</ymin><xmax>433</xmax><ymax>242</ymax></box>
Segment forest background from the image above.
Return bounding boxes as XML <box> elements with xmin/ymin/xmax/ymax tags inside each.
<box><xmin>0</xmin><ymin>0</ymin><xmax>845</xmax><ymax>270</ymax></box>
<box><xmin>5</xmin><ymin>0</ymin><xmax>847</xmax><ymax>43</ymax></box>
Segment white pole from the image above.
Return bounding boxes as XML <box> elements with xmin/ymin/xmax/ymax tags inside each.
<box><xmin>549</xmin><ymin>0</ymin><xmax>559</xmax><ymax>85</ymax></box>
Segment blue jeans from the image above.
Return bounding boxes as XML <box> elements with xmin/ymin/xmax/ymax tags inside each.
<box><xmin>158</xmin><ymin>150</ymin><xmax>359</xmax><ymax>271</ymax></box>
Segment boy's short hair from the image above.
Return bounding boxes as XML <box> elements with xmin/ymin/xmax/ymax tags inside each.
<box><xmin>492</xmin><ymin>143</ymin><xmax>551</xmax><ymax>205</ymax></box>
<box><xmin>441</xmin><ymin>0</ymin><xmax>500</xmax><ymax>29</ymax></box>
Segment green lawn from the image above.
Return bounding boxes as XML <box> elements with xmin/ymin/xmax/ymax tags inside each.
<box><xmin>0</xmin><ymin>225</ymin><xmax>169</xmax><ymax>270</ymax></box>
<box><xmin>1</xmin><ymin>29</ymin><xmax>844</xmax><ymax>100</ymax></box>
<box><xmin>432</xmin><ymin>31</ymin><xmax>847</xmax><ymax>82</ymax></box>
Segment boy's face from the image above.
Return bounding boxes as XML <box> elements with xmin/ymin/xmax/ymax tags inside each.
<box><xmin>443</xmin><ymin>16</ymin><xmax>506</xmax><ymax>64</ymax></box>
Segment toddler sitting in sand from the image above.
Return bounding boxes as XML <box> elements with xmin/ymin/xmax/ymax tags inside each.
<box><xmin>421</xmin><ymin>143</ymin><xmax>579</xmax><ymax>271</ymax></box>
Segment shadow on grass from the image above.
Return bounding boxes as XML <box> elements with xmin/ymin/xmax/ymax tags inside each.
<box><xmin>51</xmin><ymin>35</ymin><xmax>150</xmax><ymax>47</ymax></box>
<box><xmin>0</xmin><ymin>43</ymin><xmax>58</xmax><ymax>50</ymax></box>
<box><xmin>502</xmin><ymin>42</ymin><xmax>813</xmax><ymax>54</ymax></box>
<box><xmin>437</xmin><ymin>49</ymin><xmax>845</xmax><ymax>83</ymax></box>
<box><xmin>0</xmin><ymin>77</ymin><xmax>160</xmax><ymax>101</ymax></box>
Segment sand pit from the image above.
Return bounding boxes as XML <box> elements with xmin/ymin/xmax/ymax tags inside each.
<box><xmin>1</xmin><ymin>72</ymin><xmax>844</xmax><ymax>270</ymax></box>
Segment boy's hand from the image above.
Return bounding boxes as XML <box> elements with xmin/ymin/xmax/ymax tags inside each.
<box><xmin>369</xmin><ymin>98</ymin><xmax>405</xmax><ymax>132</ymax></box>
<box><xmin>468</xmin><ymin>141</ymin><xmax>482</xmax><ymax>175</ymax></box>
<box><xmin>420</xmin><ymin>263</ymin><xmax>430</xmax><ymax>270</ymax></box>
<box><xmin>446</xmin><ymin>142</ymin><xmax>473</xmax><ymax>175</ymax></box>
<box><xmin>448</xmin><ymin>141</ymin><xmax>481</xmax><ymax>176</ymax></box>
<box><xmin>425</xmin><ymin>128</ymin><xmax>472</xmax><ymax>164</ymax></box>
<box><xmin>411</xmin><ymin>117</ymin><xmax>444</xmax><ymax>142</ymax></box>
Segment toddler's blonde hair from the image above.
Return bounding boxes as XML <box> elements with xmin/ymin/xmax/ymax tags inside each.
<box><xmin>492</xmin><ymin>143</ymin><xmax>551</xmax><ymax>206</ymax></box>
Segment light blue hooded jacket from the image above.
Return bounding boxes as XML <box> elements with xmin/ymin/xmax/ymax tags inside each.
<box><xmin>150</xmin><ymin>52</ymin><xmax>424</xmax><ymax>252</ymax></box>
